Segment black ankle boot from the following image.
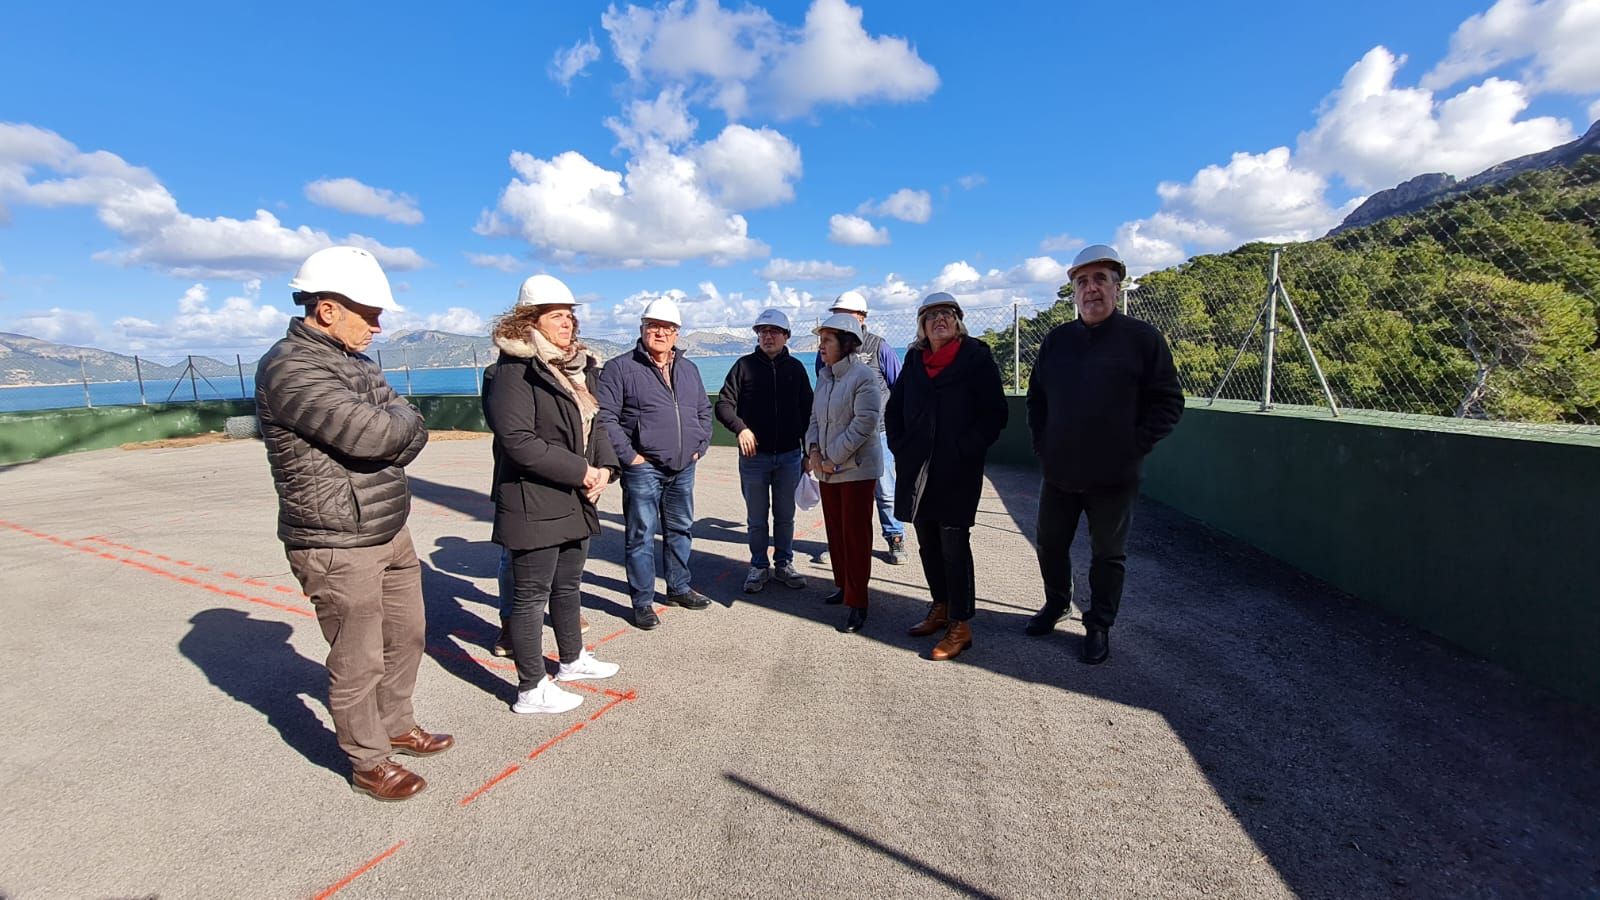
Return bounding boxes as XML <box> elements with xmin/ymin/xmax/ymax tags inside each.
<box><xmin>1081</xmin><ymin>627</ymin><xmax>1109</xmax><ymax>665</ymax></box>
<box><xmin>840</xmin><ymin>607</ymin><xmax>867</xmax><ymax>633</ymax></box>
<box><xmin>824</xmin><ymin>589</ymin><xmax>844</xmax><ymax>605</ymax></box>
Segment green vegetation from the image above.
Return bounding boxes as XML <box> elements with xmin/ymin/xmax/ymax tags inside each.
<box><xmin>983</xmin><ymin>156</ymin><xmax>1600</xmax><ymax>424</ymax></box>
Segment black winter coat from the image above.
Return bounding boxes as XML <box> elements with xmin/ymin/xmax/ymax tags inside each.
<box><xmin>484</xmin><ymin>337</ymin><xmax>621</xmax><ymax>551</ymax></box>
<box><xmin>885</xmin><ymin>337</ymin><xmax>1008</xmax><ymax>527</ymax></box>
<box><xmin>1025</xmin><ymin>311</ymin><xmax>1184</xmax><ymax>491</ymax></box>
<box><xmin>255</xmin><ymin>317</ymin><xmax>428</xmax><ymax>549</ymax></box>
<box><xmin>713</xmin><ymin>347</ymin><xmax>813</xmax><ymax>453</ymax></box>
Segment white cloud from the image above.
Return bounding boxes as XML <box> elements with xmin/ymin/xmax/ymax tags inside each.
<box><xmin>549</xmin><ymin>35</ymin><xmax>603</xmax><ymax>88</ymax></box>
<box><xmin>1298</xmin><ymin>47</ymin><xmax>1572</xmax><ymax>189</ymax></box>
<box><xmin>466</xmin><ymin>252</ymin><xmax>523</xmax><ymax>273</ymax></box>
<box><xmin>857</xmin><ymin>187</ymin><xmax>930</xmax><ymax>223</ymax></box>
<box><xmin>605</xmin><ymin>86</ymin><xmax>700</xmax><ymax>151</ymax></box>
<box><xmin>756</xmin><ymin>258</ymin><xmax>855</xmax><ymax>280</ymax></box>
<box><xmin>1039</xmin><ymin>233</ymin><xmax>1085</xmax><ymax>253</ymax></box>
<box><xmin>765</xmin><ymin>0</ymin><xmax>940</xmax><ymax>119</ymax></box>
<box><xmin>110</xmin><ymin>280</ymin><xmax>290</xmax><ymax>352</ymax></box>
<box><xmin>931</xmin><ymin>260</ymin><xmax>980</xmax><ymax>292</ymax></box>
<box><xmin>388</xmin><ymin>306</ymin><xmax>486</xmax><ymax>336</ymax></box>
<box><xmin>956</xmin><ymin>173</ymin><xmax>986</xmax><ymax>190</ymax></box>
<box><xmin>1423</xmin><ymin>0</ymin><xmax>1600</xmax><ymax>95</ymax></box>
<box><xmin>0</xmin><ymin>123</ymin><xmax>427</xmax><ymax>280</ymax></box>
<box><xmin>600</xmin><ymin>0</ymin><xmax>936</xmax><ymax>120</ymax></box>
<box><xmin>476</xmin><ymin>144</ymin><xmax>768</xmax><ymax>267</ymax></box>
<box><xmin>691</xmin><ymin>124</ymin><xmax>802</xmax><ymax>208</ymax></box>
<box><xmin>827</xmin><ymin>213</ymin><xmax>889</xmax><ymax>246</ymax></box>
<box><xmin>304</xmin><ymin>177</ymin><xmax>423</xmax><ymax>225</ymax></box>
<box><xmin>8</xmin><ymin>307</ymin><xmax>100</xmax><ymax>345</ymax></box>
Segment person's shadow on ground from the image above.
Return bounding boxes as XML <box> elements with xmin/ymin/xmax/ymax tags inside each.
<box><xmin>178</xmin><ymin>608</ymin><xmax>345</xmax><ymax>777</ymax></box>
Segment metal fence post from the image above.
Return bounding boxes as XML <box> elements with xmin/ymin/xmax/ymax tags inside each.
<box><xmin>188</xmin><ymin>355</ymin><xmax>200</xmax><ymax>403</ymax></box>
<box><xmin>236</xmin><ymin>354</ymin><xmax>247</xmax><ymax>399</ymax></box>
<box><xmin>404</xmin><ymin>348</ymin><xmax>413</xmax><ymax>396</ymax></box>
<box><xmin>134</xmin><ymin>354</ymin><xmax>147</xmax><ymax>405</ymax></box>
<box><xmin>1261</xmin><ymin>250</ymin><xmax>1279</xmax><ymax>411</ymax></box>
<box><xmin>1012</xmin><ymin>301</ymin><xmax>1021</xmax><ymax>394</ymax></box>
<box><xmin>79</xmin><ymin>353</ymin><xmax>93</xmax><ymax>408</ymax></box>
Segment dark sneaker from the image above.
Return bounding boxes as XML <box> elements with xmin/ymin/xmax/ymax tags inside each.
<box><xmin>886</xmin><ymin>535</ymin><xmax>907</xmax><ymax>565</ymax></box>
<box><xmin>633</xmin><ymin>607</ymin><xmax>661</xmax><ymax>630</ymax></box>
<box><xmin>663</xmin><ymin>589</ymin><xmax>712</xmax><ymax>610</ymax></box>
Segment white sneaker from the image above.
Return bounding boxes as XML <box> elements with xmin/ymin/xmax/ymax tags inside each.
<box><xmin>743</xmin><ymin>566</ymin><xmax>770</xmax><ymax>593</ymax></box>
<box><xmin>556</xmin><ymin>649</ymin><xmax>620</xmax><ymax>682</ymax></box>
<box><xmin>772</xmin><ymin>563</ymin><xmax>806</xmax><ymax>589</ymax></box>
<box><xmin>512</xmin><ymin>676</ymin><xmax>583</xmax><ymax>714</ymax></box>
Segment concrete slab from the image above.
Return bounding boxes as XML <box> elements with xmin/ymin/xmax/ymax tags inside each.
<box><xmin>0</xmin><ymin>437</ymin><xmax>1596</xmax><ymax>898</ymax></box>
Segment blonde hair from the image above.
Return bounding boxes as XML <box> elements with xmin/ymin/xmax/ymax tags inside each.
<box><xmin>909</xmin><ymin>312</ymin><xmax>969</xmax><ymax>351</ymax></box>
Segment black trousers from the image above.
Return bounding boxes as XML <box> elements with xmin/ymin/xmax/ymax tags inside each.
<box><xmin>1034</xmin><ymin>481</ymin><xmax>1138</xmax><ymax>631</ymax></box>
<box><xmin>509</xmin><ymin>539</ymin><xmax>588</xmax><ymax>691</ymax></box>
<box><xmin>914</xmin><ymin>518</ymin><xmax>976</xmax><ymax>622</ymax></box>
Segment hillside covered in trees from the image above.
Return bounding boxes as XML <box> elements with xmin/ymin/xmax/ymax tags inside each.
<box><xmin>985</xmin><ymin>156</ymin><xmax>1600</xmax><ymax>426</ymax></box>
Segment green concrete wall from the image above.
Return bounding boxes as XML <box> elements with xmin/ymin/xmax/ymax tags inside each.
<box><xmin>1141</xmin><ymin>400</ymin><xmax>1600</xmax><ymax>705</ymax></box>
<box><xmin>0</xmin><ymin>401</ymin><xmax>255</xmax><ymax>466</ymax></box>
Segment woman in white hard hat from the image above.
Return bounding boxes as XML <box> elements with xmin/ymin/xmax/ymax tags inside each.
<box><xmin>805</xmin><ymin>313</ymin><xmax>884</xmax><ymax>633</ymax></box>
<box><xmin>483</xmin><ymin>276</ymin><xmax>622</xmax><ymax>715</ymax></box>
<box><xmin>885</xmin><ymin>292</ymin><xmax>1007</xmax><ymax>660</ymax></box>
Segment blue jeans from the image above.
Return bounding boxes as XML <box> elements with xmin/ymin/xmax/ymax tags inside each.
<box><xmin>619</xmin><ymin>461</ymin><xmax>697</xmax><ymax>609</ymax></box>
<box><xmin>875</xmin><ymin>431</ymin><xmax>903</xmax><ymax>540</ymax></box>
<box><xmin>738</xmin><ymin>448</ymin><xmax>802</xmax><ymax>569</ymax></box>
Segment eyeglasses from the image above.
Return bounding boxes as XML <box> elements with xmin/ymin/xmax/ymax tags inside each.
<box><xmin>755</xmin><ymin>327</ymin><xmax>786</xmax><ymax>337</ymax></box>
<box><xmin>922</xmin><ymin>308</ymin><xmax>958</xmax><ymax>322</ymax></box>
<box><xmin>643</xmin><ymin>322</ymin><xmax>679</xmax><ymax>333</ymax></box>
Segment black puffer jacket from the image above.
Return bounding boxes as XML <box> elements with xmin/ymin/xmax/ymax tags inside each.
<box><xmin>885</xmin><ymin>337</ymin><xmax>1007</xmax><ymax>527</ymax></box>
<box><xmin>484</xmin><ymin>335</ymin><xmax>621</xmax><ymax>551</ymax></box>
<box><xmin>255</xmin><ymin>318</ymin><xmax>428</xmax><ymax>549</ymax></box>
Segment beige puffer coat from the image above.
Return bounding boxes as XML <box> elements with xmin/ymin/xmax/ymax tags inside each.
<box><xmin>255</xmin><ymin>318</ymin><xmax>429</xmax><ymax>549</ymax></box>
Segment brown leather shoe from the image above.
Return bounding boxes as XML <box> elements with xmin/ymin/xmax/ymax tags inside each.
<box><xmin>351</xmin><ymin>760</ymin><xmax>426</xmax><ymax>802</ymax></box>
<box><xmin>930</xmin><ymin>621</ymin><xmax>972</xmax><ymax>661</ymax></box>
<box><xmin>390</xmin><ymin>726</ymin><xmax>455</xmax><ymax>757</ymax></box>
<box><xmin>908</xmin><ymin>602</ymin><xmax>948</xmax><ymax>637</ymax></box>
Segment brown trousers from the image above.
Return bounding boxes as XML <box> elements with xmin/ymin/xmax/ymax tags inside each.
<box><xmin>286</xmin><ymin>526</ymin><xmax>425</xmax><ymax>773</ymax></box>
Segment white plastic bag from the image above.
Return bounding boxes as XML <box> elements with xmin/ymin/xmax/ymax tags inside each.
<box><xmin>795</xmin><ymin>470</ymin><xmax>821</xmax><ymax>511</ymax></box>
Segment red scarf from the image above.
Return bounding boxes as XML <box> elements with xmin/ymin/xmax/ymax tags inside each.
<box><xmin>922</xmin><ymin>337</ymin><xmax>960</xmax><ymax>378</ymax></box>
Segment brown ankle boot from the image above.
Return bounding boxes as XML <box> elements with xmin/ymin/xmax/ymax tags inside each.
<box><xmin>908</xmin><ymin>602</ymin><xmax>948</xmax><ymax>637</ymax></box>
<box><xmin>930</xmin><ymin>620</ymin><xmax>972</xmax><ymax>660</ymax></box>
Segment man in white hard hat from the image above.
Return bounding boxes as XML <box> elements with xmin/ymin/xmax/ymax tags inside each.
<box><xmin>815</xmin><ymin>290</ymin><xmax>907</xmax><ymax>565</ymax></box>
<box><xmin>715</xmin><ymin>308</ymin><xmax>814</xmax><ymax>593</ymax></box>
<box><xmin>255</xmin><ymin>246</ymin><xmax>452</xmax><ymax>802</ymax></box>
<box><xmin>1024</xmin><ymin>244</ymin><xmax>1184</xmax><ymax>664</ymax></box>
<box><xmin>595</xmin><ymin>296</ymin><xmax>715</xmax><ymax>629</ymax></box>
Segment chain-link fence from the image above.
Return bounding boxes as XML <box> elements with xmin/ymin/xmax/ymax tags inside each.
<box><xmin>958</xmin><ymin>157</ymin><xmax>1599</xmax><ymax>434</ymax></box>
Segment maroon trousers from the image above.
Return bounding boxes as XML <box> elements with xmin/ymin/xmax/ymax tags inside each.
<box><xmin>820</xmin><ymin>478</ymin><xmax>875</xmax><ymax>609</ymax></box>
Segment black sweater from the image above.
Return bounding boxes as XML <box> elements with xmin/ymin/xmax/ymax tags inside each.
<box><xmin>1026</xmin><ymin>311</ymin><xmax>1184</xmax><ymax>490</ymax></box>
<box><xmin>714</xmin><ymin>347</ymin><xmax>814</xmax><ymax>454</ymax></box>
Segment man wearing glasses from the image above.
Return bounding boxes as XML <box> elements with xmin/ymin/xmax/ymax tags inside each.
<box><xmin>1025</xmin><ymin>244</ymin><xmax>1184</xmax><ymax>665</ymax></box>
<box><xmin>596</xmin><ymin>297</ymin><xmax>715</xmax><ymax>629</ymax></box>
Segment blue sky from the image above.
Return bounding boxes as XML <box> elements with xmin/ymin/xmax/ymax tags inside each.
<box><xmin>1</xmin><ymin>0</ymin><xmax>1596</xmax><ymax>356</ymax></box>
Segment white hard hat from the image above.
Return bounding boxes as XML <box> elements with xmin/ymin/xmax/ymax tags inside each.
<box><xmin>640</xmin><ymin>297</ymin><xmax>682</xmax><ymax>326</ymax></box>
<box><xmin>289</xmin><ymin>246</ymin><xmax>403</xmax><ymax>312</ymax></box>
<box><xmin>1068</xmin><ymin>244</ymin><xmax>1127</xmax><ymax>282</ymax></box>
<box><xmin>917</xmin><ymin>291</ymin><xmax>963</xmax><ymax>318</ymax></box>
<box><xmin>829</xmin><ymin>290</ymin><xmax>869</xmax><ymax>315</ymax></box>
<box><xmin>813</xmin><ymin>312</ymin><xmax>863</xmax><ymax>342</ymax></box>
<box><xmin>516</xmin><ymin>274</ymin><xmax>578</xmax><ymax>308</ymax></box>
<box><xmin>752</xmin><ymin>308</ymin><xmax>791</xmax><ymax>333</ymax></box>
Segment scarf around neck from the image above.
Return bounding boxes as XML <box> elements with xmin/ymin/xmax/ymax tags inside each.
<box><xmin>524</xmin><ymin>328</ymin><xmax>602</xmax><ymax>431</ymax></box>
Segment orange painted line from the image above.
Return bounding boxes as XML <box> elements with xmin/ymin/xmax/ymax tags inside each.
<box><xmin>594</xmin><ymin>627</ymin><xmax>631</xmax><ymax>646</ymax></box>
<box><xmin>311</xmin><ymin>840</ymin><xmax>406</xmax><ymax>900</ymax></box>
<box><xmin>428</xmin><ymin>641</ymin><xmax>516</xmax><ymax>672</ymax></box>
<box><xmin>528</xmin><ymin>721</ymin><xmax>588</xmax><ymax>760</ymax></box>
<box><xmin>84</xmin><ymin>536</ymin><xmax>311</xmax><ymax>602</ymax></box>
<box><xmin>459</xmin><ymin>764</ymin><xmax>522</xmax><ymax>807</ymax></box>
<box><xmin>0</xmin><ymin>519</ymin><xmax>314</xmax><ymax>619</ymax></box>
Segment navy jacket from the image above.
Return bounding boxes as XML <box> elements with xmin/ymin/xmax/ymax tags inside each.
<box><xmin>1026</xmin><ymin>311</ymin><xmax>1184</xmax><ymax>491</ymax></box>
<box><xmin>596</xmin><ymin>341</ymin><xmax>713</xmax><ymax>473</ymax></box>
<box><xmin>714</xmin><ymin>347</ymin><xmax>813</xmax><ymax>454</ymax></box>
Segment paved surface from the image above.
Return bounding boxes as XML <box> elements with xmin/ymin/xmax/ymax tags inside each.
<box><xmin>1</xmin><ymin>436</ymin><xmax>1597</xmax><ymax>899</ymax></box>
